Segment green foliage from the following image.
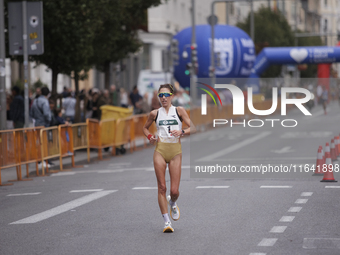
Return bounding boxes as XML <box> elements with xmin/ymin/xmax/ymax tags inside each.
<box><xmin>91</xmin><ymin>0</ymin><xmax>161</xmax><ymax>88</ymax></box>
<box><xmin>4</xmin><ymin>0</ymin><xmax>161</xmax><ymax>93</ymax></box>
<box><xmin>297</xmin><ymin>34</ymin><xmax>323</xmax><ymax>78</ymax></box>
<box><xmin>237</xmin><ymin>7</ymin><xmax>325</xmax><ymax>78</ymax></box>
<box><xmin>32</xmin><ymin>79</ymin><xmax>48</xmax><ymax>92</ymax></box>
<box><xmin>237</xmin><ymin>7</ymin><xmax>295</xmax><ymax>77</ymax></box>
<box><xmin>11</xmin><ymin>79</ymin><xmax>24</xmax><ymax>91</ymax></box>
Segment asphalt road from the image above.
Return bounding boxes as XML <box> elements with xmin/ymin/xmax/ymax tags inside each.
<box><xmin>1</xmin><ymin>102</ymin><xmax>340</xmax><ymax>255</ymax></box>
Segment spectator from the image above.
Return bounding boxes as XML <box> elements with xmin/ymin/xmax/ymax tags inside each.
<box><xmin>86</xmin><ymin>89</ymin><xmax>93</xmax><ymax>119</ymax></box>
<box><xmin>221</xmin><ymin>89</ymin><xmax>233</xmax><ymax>105</ymax></box>
<box><xmin>151</xmin><ymin>90</ymin><xmax>161</xmax><ymax>110</ymax></box>
<box><xmin>182</xmin><ymin>88</ymin><xmax>191</xmax><ymax>108</ymax></box>
<box><xmin>110</xmin><ymin>85</ymin><xmax>120</xmax><ymax>106</ymax></box>
<box><xmin>91</xmin><ymin>89</ymin><xmax>106</xmax><ymax>120</ymax></box>
<box><xmin>35</xmin><ymin>87</ymin><xmax>41</xmax><ymax>99</ymax></box>
<box><xmin>129</xmin><ymin>85</ymin><xmax>142</xmax><ymax>113</ymax></box>
<box><xmin>120</xmin><ymin>88</ymin><xmax>129</xmax><ymax>108</ymax></box>
<box><xmin>62</xmin><ymin>86</ymin><xmax>69</xmax><ymax>98</ymax></box>
<box><xmin>63</xmin><ymin>92</ymin><xmax>76</xmax><ymax>123</ymax></box>
<box><xmin>103</xmin><ymin>89</ymin><xmax>110</xmax><ymax>105</ymax></box>
<box><xmin>140</xmin><ymin>93</ymin><xmax>150</xmax><ymax>113</ymax></box>
<box><xmin>50</xmin><ymin>100</ymin><xmax>67</xmax><ymax>126</ymax></box>
<box><xmin>10</xmin><ymin>86</ymin><xmax>25</xmax><ymax>128</ymax></box>
<box><xmin>316</xmin><ymin>84</ymin><xmax>323</xmax><ymax>105</ymax></box>
<box><xmin>31</xmin><ymin>87</ymin><xmax>51</xmax><ymax>127</ymax></box>
<box><xmin>173</xmin><ymin>90</ymin><xmax>185</xmax><ymax>107</ymax></box>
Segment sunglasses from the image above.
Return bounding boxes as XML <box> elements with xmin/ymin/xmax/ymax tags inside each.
<box><xmin>158</xmin><ymin>92</ymin><xmax>173</xmax><ymax>98</ymax></box>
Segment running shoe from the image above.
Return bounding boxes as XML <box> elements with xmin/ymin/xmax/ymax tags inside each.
<box><xmin>167</xmin><ymin>195</ymin><xmax>180</xmax><ymax>221</ymax></box>
<box><xmin>163</xmin><ymin>221</ymin><xmax>174</xmax><ymax>233</ymax></box>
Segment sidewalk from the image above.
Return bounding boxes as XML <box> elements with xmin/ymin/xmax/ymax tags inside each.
<box><xmin>1</xmin><ymin>138</ymin><xmax>147</xmax><ymax>185</ymax></box>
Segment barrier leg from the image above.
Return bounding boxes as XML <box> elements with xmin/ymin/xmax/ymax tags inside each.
<box><xmin>63</xmin><ymin>154</ymin><xmax>82</xmax><ymax>169</ymax></box>
<box><xmin>87</xmin><ymin>146</ymin><xmax>90</xmax><ymax>163</ymax></box>
<box><xmin>98</xmin><ymin>149</ymin><xmax>102</xmax><ymax>160</ymax></box>
<box><xmin>47</xmin><ymin>160</ymin><xmax>59</xmax><ymax>173</ymax></box>
<box><xmin>8</xmin><ymin>165</ymin><xmax>32</xmax><ymax>182</ymax></box>
<box><xmin>35</xmin><ymin>162</ymin><xmax>40</xmax><ymax>176</ymax></box>
<box><xmin>26</xmin><ymin>164</ymin><xmax>30</xmax><ymax>178</ymax></box>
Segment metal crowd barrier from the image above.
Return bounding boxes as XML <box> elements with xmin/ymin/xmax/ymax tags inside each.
<box><xmin>9</xmin><ymin>127</ymin><xmax>43</xmax><ymax>182</ymax></box>
<box><xmin>0</xmin><ymin>130</ymin><xmax>19</xmax><ymax>186</ymax></box>
<box><xmin>71</xmin><ymin>123</ymin><xmax>90</xmax><ymax>162</ymax></box>
<box><xmin>115</xmin><ymin>116</ymin><xmax>134</xmax><ymax>154</ymax></box>
<box><xmin>40</xmin><ymin>126</ymin><xmax>60</xmax><ymax>175</ymax></box>
<box><xmin>1</xmin><ymin>100</ymin><xmax>286</xmax><ymax>187</ymax></box>
<box><xmin>132</xmin><ymin>114</ymin><xmax>148</xmax><ymax>149</ymax></box>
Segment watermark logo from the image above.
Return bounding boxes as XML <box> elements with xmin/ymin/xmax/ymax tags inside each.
<box><xmin>197</xmin><ymin>82</ymin><xmax>222</xmax><ymax>115</ymax></box>
<box><xmin>199</xmin><ymin>83</ymin><xmax>312</xmax><ymax>128</ymax></box>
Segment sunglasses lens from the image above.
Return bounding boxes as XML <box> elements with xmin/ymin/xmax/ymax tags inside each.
<box><xmin>158</xmin><ymin>93</ymin><xmax>171</xmax><ymax>98</ymax></box>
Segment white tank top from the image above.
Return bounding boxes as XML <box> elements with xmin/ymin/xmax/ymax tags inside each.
<box><xmin>155</xmin><ymin>105</ymin><xmax>182</xmax><ymax>143</ymax></box>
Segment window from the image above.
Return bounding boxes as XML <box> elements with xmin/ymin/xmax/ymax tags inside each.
<box><xmin>324</xmin><ymin>19</ymin><xmax>328</xmax><ymax>32</ymax></box>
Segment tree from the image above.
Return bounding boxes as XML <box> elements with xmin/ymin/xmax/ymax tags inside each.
<box><xmin>297</xmin><ymin>34</ymin><xmax>323</xmax><ymax>78</ymax></box>
<box><xmin>237</xmin><ymin>7</ymin><xmax>295</xmax><ymax>77</ymax></box>
<box><xmin>91</xmin><ymin>0</ymin><xmax>161</xmax><ymax>89</ymax></box>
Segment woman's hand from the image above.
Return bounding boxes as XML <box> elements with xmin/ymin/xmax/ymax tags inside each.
<box><xmin>170</xmin><ymin>130</ymin><xmax>182</xmax><ymax>138</ymax></box>
<box><xmin>149</xmin><ymin>135</ymin><xmax>157</xmax><ymax>145</ymax></box>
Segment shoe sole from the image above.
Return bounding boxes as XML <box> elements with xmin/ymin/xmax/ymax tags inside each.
<box><xmin>163</xmin><ymin>226</ymin><xmax>174</xmax><ymax>233</ymax></box>
<box><xmin>167</xmin><ymin>195</ymin><xmax>180</xmax><ymax>221</ymax></box>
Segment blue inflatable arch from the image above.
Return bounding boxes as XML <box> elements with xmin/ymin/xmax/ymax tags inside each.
<box><xmin>251</xmin><ymin>46</ymin><xmax>340</xmax><ymax>78</ymax></box>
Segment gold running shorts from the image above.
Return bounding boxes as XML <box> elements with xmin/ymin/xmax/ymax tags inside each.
<box><xmin>155</xmin><ymin>142</ymin><xmax>182</xmax><ymax>163</ymax></box>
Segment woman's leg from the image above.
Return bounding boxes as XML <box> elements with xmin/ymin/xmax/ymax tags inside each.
<box><xmin>154</xmin><ymin>150</ymin><xmax>168</xmax><ymax>214</ymax></box>
<box><xmin>168</xmin><ymin>153</ymin><xmax>182</xmax><ymax>202</ymax></box>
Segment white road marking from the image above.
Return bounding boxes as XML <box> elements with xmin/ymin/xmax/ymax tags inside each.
<box><xmin>280</xmin><ymin>131</ymin><xmax>332</xmax><ymax>139</ymax></box>
<box><xmin>70</xmin><ymin>189</ymin><xmax>103</xmax><ymax>193</ymax></box>
<box><xmin>98</xmin><ymin>170</ymin><xmax>125</xmax><ymax>173</ymax></box>
<box><xmin>197</xmin><ymin>131</ymin><xmax>272</xmax><ymax>161</ymax></box>
<box><xmin>51</xmin><ymin>172</ymin><xmax>76</xmax><ymax>176</ymax></box>
<box><xmin>325</xmin><ymin>186</ymin><xmax>340</xmax><ymax>188</ymax></box>
<box><xmin>258</xmin><ymin>238</ymin><xmax>277</xmax><ymax>247</ymax></box>
<box><xmin>7</xmin><ymin>192</ymin><xmax>41</xmax><ymax>197</ymax></box>
<box><xmin>10</xmin><ymin>190</ymin><xmax>117</xmax><ymax>224</ymax></box>
<box><xmin>270</xmin><ymin>226</ymin><xmax>287</xmax><ymax>233</ymax></box>
<box><xmin>108</xmin><ymin>163</ymin><xmax>131</xmax><ymax>166</ymax></box>
<box><xmin>288</xmin><ymin>207</ymin><xmax>302</xmax><ymax>213</ymax></box>
<box><xmin>260</xmin><ymin>186</ymin><xmax>292</xmax><ymax>188</ymax></box>
<box><xmin>279</xmin><ymin>216</ymin><xmax>295</xmax><ymax>222</ymax></box>
<box><xmin>295</xmin><ymin>198</ymin><xmax>308</xmax><ymax>204</ymax></box>
<box><xmin>301</xmin><ymin>192</ymin><xmax>313</xmax><ymax>196</ymax></box>
<box><xmin>249</xmin><ymin>253</ymin><xmax>266</xmax><ymax>255</ymax></box>
<box><xmin>196</xmin><ymin>186</ymin><xmax>230</xmax><ymax>189</ymax></box>
<box><xmin>132</xmin><ymin>187</ymin><xmax>157</xmax><ymax>190</ymax></box>
<box><xmin>271</xmin><ymin>146</ymin><xmax>295</xmax><ymax>154</ymax></box>
<box><xmin>303</xmin><ymin>238</ymin><xmax>340</xmax><ymax>249</ymax></box>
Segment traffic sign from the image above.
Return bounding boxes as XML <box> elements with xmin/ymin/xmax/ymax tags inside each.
<box><xmin>207</xmin><ymin>15</ymin><xmax>218</xmax><ymax>26</ymax></box>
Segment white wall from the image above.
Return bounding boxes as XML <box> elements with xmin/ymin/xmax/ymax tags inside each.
<box><xmin>143</xmin><ymin>0</ymin><xmax>216</xmax><ymax>73</ymax></box>
<box><xmin>29</xmin><ymin>63</ymin><xmax>72</xmax><ymax>93</ymax></box>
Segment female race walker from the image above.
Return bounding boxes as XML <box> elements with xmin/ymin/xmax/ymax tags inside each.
<box><xmin>143</xmin><ymin>84</ymin><xmax>192</xmax><ymax>233</ymax></box>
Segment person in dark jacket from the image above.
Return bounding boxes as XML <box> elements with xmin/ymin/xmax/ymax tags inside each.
<box><xmin>91</xmin><ymin>89</ymin><xmax>107</xmax><ymax>120</ymax></box>
<box><xmin>10</xmin><ymin>86</ymin><xmax>25</xmax><ymax>128</ymax></box>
